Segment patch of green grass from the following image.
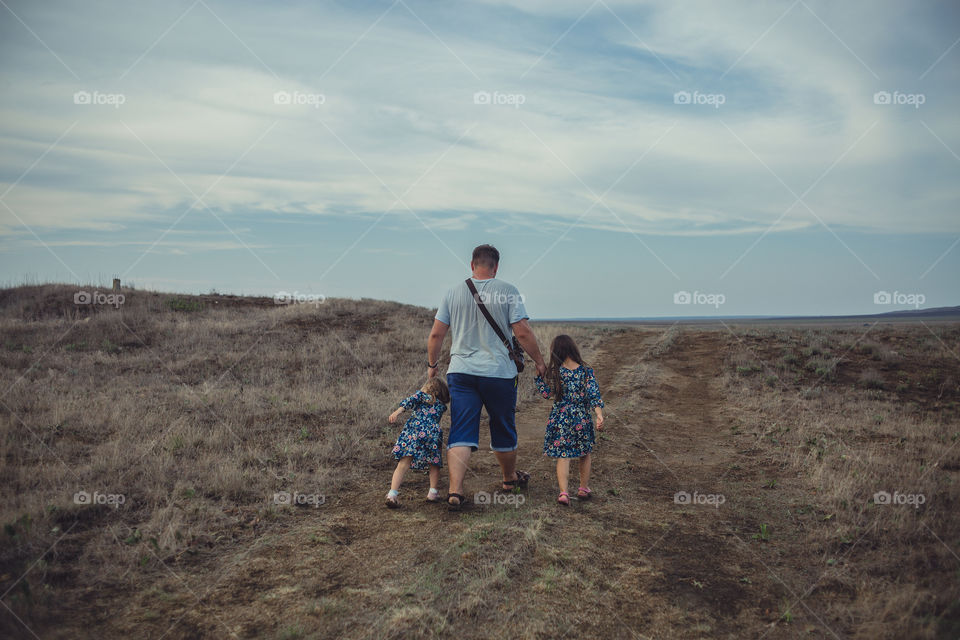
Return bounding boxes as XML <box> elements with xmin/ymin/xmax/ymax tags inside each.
<box><xmin>277</xmin><ymin>624</ymin><xmax>305</xmax><ymax>640</ymax></box>
<box><xmin>780</xmin><ymin>600</ymin><xmax>793</xmax><ymax>623</ymax></box>
<box><xmin>4</xmin><ymin>514</ymin><xmax>32</xmax><ymax>538</ymax></box>
<box><xmin>806</xmin><ymin>356</ymin><xmax>837</xmax><ymax>379</ymax></box>
<box><xmin>814</xmin><ymin>366</ymin><xmax>834</xmax><ymax>379</ymax></box>
<box><xmin>536</xmin><ymin>564</ymin><xmax>562</xmax><ymax>592</ymax></box>
<box><xmin>165</xmin><ymin>297</ymin><xmax>203</xmax><ymax>312</ymax></box>
<box><xmin>753</xmin><ymin>523</ymin><xmax>771</xmax><ymax>542</ymax></box>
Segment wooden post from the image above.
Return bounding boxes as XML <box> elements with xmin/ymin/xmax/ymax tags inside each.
<box><xmin>112</xmin><ymin>278</ymin><xmax>121</xmax><ymax>291</ymax></box>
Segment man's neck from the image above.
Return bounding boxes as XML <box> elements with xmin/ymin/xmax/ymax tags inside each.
<box><xmin>471</xmin><ymin>271</ymin><xmax>495</xmax><ymax>281</ymax></box>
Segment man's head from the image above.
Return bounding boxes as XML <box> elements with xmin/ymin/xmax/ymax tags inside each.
<box><xmin>471</xmin><ymin>244</ymin><xmax>499</xmax><ymax>277</ymax></box>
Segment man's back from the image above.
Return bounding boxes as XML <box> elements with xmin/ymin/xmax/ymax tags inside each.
<box><xmin>436</xmin><ymin>277</ymin><xmax>528</xmax><ymax>379</ymax></box>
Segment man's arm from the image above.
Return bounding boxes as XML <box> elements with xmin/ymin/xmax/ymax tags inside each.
<box><xmin>427</xmin><ymin>319</ymin><xmax>449</xmax><ymax>378</ymax></box>
<box><xmin>511</xmin><ymin>318</ymin><xmax>546</xmax><ymax>376</ymax></box>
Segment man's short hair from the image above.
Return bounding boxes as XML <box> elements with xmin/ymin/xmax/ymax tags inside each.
<box><xmin>472</xmin><ymin>244</ymin><xmax>500</xmax><ymax>269</ymax></box>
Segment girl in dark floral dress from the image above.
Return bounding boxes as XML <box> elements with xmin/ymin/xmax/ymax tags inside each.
<box><xmin>535</xmin><ymin>335</ymin><xmax>605</xmax><ymax>505</ymax></box>
<box><xmin>385</xmin><ymin>378</ymin><xmax>450</xmax><ymax>508</ymax></box>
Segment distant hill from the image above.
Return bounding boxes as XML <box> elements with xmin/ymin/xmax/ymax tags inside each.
<box><xmin>872</xmin><ymin>305</ymin><xmax>960</xmax><ymax>318</ymax></box>
<box><xmin>543</xmin><ymin>306</ymin><xmax>960</xmax><ymax>325</ymax></box>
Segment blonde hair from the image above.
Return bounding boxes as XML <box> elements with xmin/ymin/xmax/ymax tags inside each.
<box><xmin>421</xmin><ymin>378</ymin><xmax>450</xmax><ymax>404</ymax></box>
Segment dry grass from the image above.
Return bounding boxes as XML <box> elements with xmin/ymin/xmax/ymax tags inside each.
<box><xmin>720</xmin><ymin>325</ymin><xmax>960</xmax><ymax>639</ymax></box>
<box><xmin>2</xmin><ymin>286</ymin><xmax>959</xmax><ymax>638</ymax></box>
<box><xmin>0</xmin><ymin>284</ymin><xmax>439</xmax><ymax>636</ymax></box>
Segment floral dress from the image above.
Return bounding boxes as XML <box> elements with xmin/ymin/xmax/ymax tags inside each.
<box><xmin>391</xmin><ymin>391</ymin><xmax>447</xmax><ymax>469</ymax></box>
<box><xmin>535</xmin><ymin>366</ymin><xmax>604</xmax><ymax>458</ymax></box>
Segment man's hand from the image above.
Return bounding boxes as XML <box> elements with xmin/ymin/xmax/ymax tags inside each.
<box><xmin>427</xmin><ymin>367</ymin><xmax>438</xmax><ymax>379</ymax></box>
<box><xmin>511</xmin><ymin>318</ymin><xmax>547</xmax><ymax>377</ymax></box>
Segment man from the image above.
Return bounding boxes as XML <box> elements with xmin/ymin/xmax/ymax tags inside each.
<box><xmin>427</xmin><ymin>244</ymin><xmax>547</xmax><ymax>510</ymax></box>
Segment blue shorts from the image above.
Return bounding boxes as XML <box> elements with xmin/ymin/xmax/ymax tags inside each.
<box><xmin>447</xmin><ymin>373</ymin><xmax>518</xmax><ymax>452</ymax></box>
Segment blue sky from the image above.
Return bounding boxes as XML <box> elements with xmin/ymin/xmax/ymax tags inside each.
<box><xmin>0</xmin><ymin>0</ymin><xmax>958</xmax><ymax>318</ymax></box>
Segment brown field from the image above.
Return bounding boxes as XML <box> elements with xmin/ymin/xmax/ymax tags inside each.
<box><xmin>1</xmin><ymin>284</ymin><xmax>959</xmax><ymax>639</ymax></box>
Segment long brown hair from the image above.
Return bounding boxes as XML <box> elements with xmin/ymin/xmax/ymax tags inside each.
<box><xmin>547</xmin><ymin>334</ymin><xmax>585</xmax><ymax>402</ymax></box>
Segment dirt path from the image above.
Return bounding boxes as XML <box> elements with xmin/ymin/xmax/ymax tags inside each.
<box><xmin>506</xmin><ymin>328</ymin><xmax>772</xmax><ymax>637</ymax></box>
<box><xmin>410</xmin><ymin>326</ymin><xmax>789</xmax><ymax>637</ymax></box>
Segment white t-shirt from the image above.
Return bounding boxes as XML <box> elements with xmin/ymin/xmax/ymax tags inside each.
<box><xmin>435</xmin><ymin>277</ymin><xmax>529</xmax><ymax>379</ymax></box>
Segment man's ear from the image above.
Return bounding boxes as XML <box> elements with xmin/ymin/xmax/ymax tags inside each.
<box><xmin>469</xmin><ymin>260</ymin><xmax>475</xmax><ymax>271</ymax></box>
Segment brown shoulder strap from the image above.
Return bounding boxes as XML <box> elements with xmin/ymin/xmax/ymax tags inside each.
<box><xmin>465</xmin><ymin>279</ymin><xmax>511</xmax><ymax>349</ymax></box>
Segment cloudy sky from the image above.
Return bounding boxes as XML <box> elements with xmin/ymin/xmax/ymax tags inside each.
<box><xmin>1</xmin><ymin>0</ymin><xmax>958</xmax><ymax>318</ymax></box>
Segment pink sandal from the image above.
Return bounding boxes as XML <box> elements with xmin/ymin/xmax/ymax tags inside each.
<box><xmin>557</xmin><ymin>491</ymin><xmax>570</xmax><ymax>506</ymax></box>
<box><xmin>577</xmin><ymin>487</ymin><xmax>592</xmax><ymax>500</ymax></box>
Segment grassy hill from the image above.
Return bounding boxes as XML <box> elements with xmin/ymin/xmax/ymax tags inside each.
<box><xmin>1</xmin><ymin>284</ymin><xmax>959</xmax><ymax>638</ymax></box>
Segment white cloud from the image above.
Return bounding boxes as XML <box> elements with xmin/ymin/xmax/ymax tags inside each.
<box><xmin>0</xmin><ymin>0</ymin><xmax>957</xmax><ymax>245</ymax></box>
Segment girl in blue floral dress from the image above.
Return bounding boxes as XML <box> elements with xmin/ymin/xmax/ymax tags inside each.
<box><xmin>385</xmin><ymin>378</ymin><xmax>450</xmax><ymax>508</ymax></box>
<box><xmin>535</xmin><ymin>334</ymin><xmax>605</xmax><ymax>506</ymax></box>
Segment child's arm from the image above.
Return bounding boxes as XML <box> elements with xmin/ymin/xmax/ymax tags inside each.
<box><xmin>534</xmin><ymin>374</ymin><xmax>552</xmax><ymax>399</ymax></box>
<box><xmin>586</xmin><ymin>368</ymin><xmax>604</xmax><ymax>429</ymax></box>
<box><xmin>390</xmin><ymin>390</ymin><xmax>425</xmax><ymax>423</ymax></box>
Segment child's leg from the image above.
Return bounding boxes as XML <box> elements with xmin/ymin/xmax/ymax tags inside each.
<box><xmin>556</xmin><ymin>457</ymin><xmax>570</xmax><ymax>494</ymax></box>
<box><xmin>390</xmin><ymin>457</ymin><xmax>413</xmax><ymax>491</ymax></box>
<box><xmin>578</xmin><ymin>453</ymin><xmax>592</xmax><ymax>488</ymax></box>
<box><xmin>428</xmin><ymin>465</ymin><xmax>441</xmax><ymax>492</ymax></box>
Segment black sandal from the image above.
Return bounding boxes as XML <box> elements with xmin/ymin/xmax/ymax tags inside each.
<box><xmin>502</xmin><ymin>470</ymin><xmax>530</xmax><ymax>490</ymax></box>
<box><xmin>447</xmin><ymin>493</ymin><xmax>465</xmax><ymax>512</ymax></box>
